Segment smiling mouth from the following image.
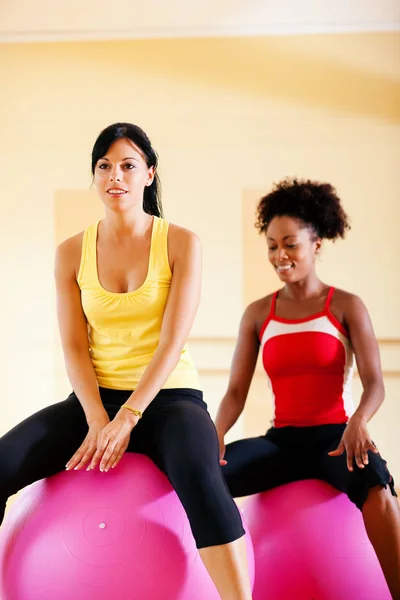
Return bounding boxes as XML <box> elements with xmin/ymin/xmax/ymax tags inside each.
<box><xmin>276</xmin><ymin>264</ymin><xmax>294</xmax><ymax>273</ymax></box>
<box><xmin>107</xmin><ymin>189</ymin><xmax>128</xmax><ymax>196</ymax></box>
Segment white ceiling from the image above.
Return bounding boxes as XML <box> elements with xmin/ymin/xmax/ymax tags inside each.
<box><xmin>1</xmin><ymin>0</ymin><xmax>399</xmax><ymax>43</ymax></box>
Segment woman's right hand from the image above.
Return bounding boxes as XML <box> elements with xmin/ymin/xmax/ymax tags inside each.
<box><xmin>218</xmin><ymin>434</ymin><xmax>227</xmax><ymax>466</ymax></box>
<box><xmin>66</xmin><ymin>412</ymin><xmax>110</xmax><ymax>471</ymax></box>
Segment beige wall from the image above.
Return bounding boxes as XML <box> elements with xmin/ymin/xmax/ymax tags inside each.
<box><xmin>0</xmin><ymin>34</ymin><xmax>399</xmax><ymax>489</ymax></box>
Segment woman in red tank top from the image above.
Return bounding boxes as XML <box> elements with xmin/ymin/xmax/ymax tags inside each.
<box><xmin>216</xmin><ymin>178</ymin><xmax>400</xmax><ymax>598</ymax></box>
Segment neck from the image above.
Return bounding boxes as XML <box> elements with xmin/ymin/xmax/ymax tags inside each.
<box><xmin>103</xmin><ymin>204</ymin><xmax>153</xmax><ymax>238</ymax></box>
<box><xmin>282</xmin><ymin>275</ymin><xmax>326</xmax><ymax>301</ymax></box>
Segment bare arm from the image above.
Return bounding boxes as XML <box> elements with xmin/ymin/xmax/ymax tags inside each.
<box><xmin>88</xmin><ymin>227</ymin><xmax>203</xmax><ymax>473</ymax></box>
<box><xmin>329</xmin><ymin>293</ymin><xmax>383</xmax><ymax>470</ymax></box>
<box><xmin>121</xmin><ymin>227</ymin><xmax>202</xmax><ymax>414</ymax></box>
<box><xmin>215</xmin><ymin>303</ymin><xmax>260</xmax><ymax>439</ymax></box>
<box><xmin>55</xmin><ymin>238</ymin><xmax>108</xmax><ymax>426</ymax></box>
<box><xmin>346</xmin><ymin>294</ymin><xmax>385</xmax><ymax>422</ymax></box>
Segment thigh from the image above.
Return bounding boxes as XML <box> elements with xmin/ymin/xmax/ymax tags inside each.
<box><xmin>317</xmin><ymin>435</ymin><xmax>396</xmax><ymax>509</ymax></box>
<box><xmin>0</xmin><ymin>393</ymin><xmax>88</xmax><ymax>495</ymax></box>
<box><xmin>139</xmin><ymin>393</ymin><xmax>220</xmax><ymax>472</ymax></box>
<box><xmin>223</xmin><ymin>434</ymin><xmax>304</xmax><ymax>498</ymax></box>
<box><xmin>132</xmin><ymin>391</ymin><xmax>246</xmax><ymax>549</ymax></box>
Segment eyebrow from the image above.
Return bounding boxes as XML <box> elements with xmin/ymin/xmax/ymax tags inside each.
<box><xmin>100</xmin><ymin>156</ymin><xmax>139</xmax><ymax>162</ymax></box>
<box><xmin>267</xmin><ymin>235</ymin><xmax>297</xmax><ymax>241</ymax></box>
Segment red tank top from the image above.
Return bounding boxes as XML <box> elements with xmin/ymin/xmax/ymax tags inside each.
<box><xmin>259</xmin><ymin>287</ymin><xmax>355</xmax><ymax>428</ymax></box>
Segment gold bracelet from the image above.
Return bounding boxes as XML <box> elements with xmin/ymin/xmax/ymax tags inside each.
<box><xmin>121</xmin><ymin>404</ymin><xmax>143</xmax><ymax>419</ymax></box>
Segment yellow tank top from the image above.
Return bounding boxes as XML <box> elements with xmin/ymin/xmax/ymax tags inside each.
<box><xmin>77</xmin><ymin>216</ymin><xmax>201</xmax><ymax>391</ymax></box>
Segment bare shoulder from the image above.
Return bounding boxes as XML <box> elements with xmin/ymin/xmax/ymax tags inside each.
<box><xmin>331</xmin><ymin>288</ymin><xmax>370</xmax><ymax>332</ymax></box>
<box><xmin>168</xmin><ymin>222</ymin><xmax>201</xmax><ymax>247</ymax></box>
<box><xmin>55</xmin><ymin>231</ymin><xmax>84</xmax><ymax>279</ymax></box>
<box><xmin>167</xmin><ymin>222</ymin><xmax>202</xmax><ymax>267</ymax></box>
<box><xmin>243</xmin><ymin>293</ymin><xmax>275</xmax><ymax>335</ymax></box>
<box><xmin>246</xmin><ymin>294</ymin><xmax>274</xmax><ymax>318</ymax></box>
<box><xmin>332</xmin><ymin>288</ymin><xmax>366</xmax><ymax>312</ymax></box>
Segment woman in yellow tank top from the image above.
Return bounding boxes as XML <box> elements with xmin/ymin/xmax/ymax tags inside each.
<box><xmin>0</xmin><ymin>123</ymin><xmax>252</xmax><ymax>599</ymax></box>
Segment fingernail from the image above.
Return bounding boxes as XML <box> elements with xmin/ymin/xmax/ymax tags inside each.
<box><xmin>74</xmin><ymin>467</ymin><xmax>78</xmax><ymax>470</ymax></box>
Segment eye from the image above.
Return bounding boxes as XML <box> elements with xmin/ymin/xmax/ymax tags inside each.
<box><xmin>123</xmin><ymin>163</ymin><xmax>135</xmax><ymax>169</ymax></box>
<box><xmin>98</xmin><ymin>163</ymin><xmax>109</xmax><ymax>170</ymax></box>
<box><xmin>268</xmin><ymin>246</ymin><xmax>277</xmax><ymax>251</ymax></box>
<box><xmin>286</xmin><ymin>244</ymin><xmax>297</xmax><ymax>249</ymax></box>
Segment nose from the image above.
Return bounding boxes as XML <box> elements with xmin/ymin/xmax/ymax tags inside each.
<box><xmin>277</xmin><ymin>247</ymin><xmax>289</xmax><ymax>262</ymax></box>
<box><xmin>109</xmin><ymin>165</ymin><xmax>122</xmax><ymax>182</ymax></box>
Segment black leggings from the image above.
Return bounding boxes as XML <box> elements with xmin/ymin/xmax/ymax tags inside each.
<box><xmin>223</xmin><ymin>424</ymin><xmax>396</xmax><ymax>510</ymax></box>
<box><xmin>0</xmin><ymin>387</ymin><xmax>245</xmax><ymax>549</ymax></box>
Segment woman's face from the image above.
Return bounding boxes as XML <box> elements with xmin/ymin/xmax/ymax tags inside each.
<box><xmin>266</xmin><ymin>215</ymin><xmax>321</xmax><ymax>283</ymax></box>
<box><xmin>94</xmin><ymin>138</ymin><xmax>155</xmax><ymax>211</ymax></box>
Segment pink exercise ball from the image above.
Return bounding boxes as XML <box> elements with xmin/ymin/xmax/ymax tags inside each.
<box><xmin>242</xmin><ymin>479</ymin><xmax>391</xmax><ymax>600</ymax></box>
<box><xmin>0</xmin><ymin>453</ymin><xmax>254</xmax><ymax>600</ymax></box>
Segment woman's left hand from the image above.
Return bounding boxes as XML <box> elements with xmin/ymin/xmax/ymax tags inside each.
<box><xmin>88</xmin><ymin>410</ymin><xmax>139</xmax><ymax>472</ymax></box>
<box><xmin>328</xmin><ymin>414</ymin><xmax>379</xmax><ymax>471</ymax></box>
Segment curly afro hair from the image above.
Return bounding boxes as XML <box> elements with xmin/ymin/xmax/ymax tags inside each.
<box><xmin>256</xmin><ymin>178</ymin><xmax>350</xmax><ymax>241</ymax></box>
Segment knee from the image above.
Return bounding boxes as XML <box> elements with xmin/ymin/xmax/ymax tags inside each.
<box><xmin>0</xmin><ymin>460</ymin><xmax>12</xmax><ymax>510</ymax></box>
<box><xmin>0</xmin><ymin>444</ymin><xmax>21</xmax><ymax>500</ymax></box>
<box><xmin>0</xmin><ymin>465</ymin><xmax>13</xmax><ymax>501</ymax></box>
<box><xmin>368</xmin><ymin>484</ymin><xmax>389</xmax><ymax>501</ymax></box>
<box><xmin>165</xmin><ymin>453</ymin><xmax>220</xmax><ymax>492</ymax></box>
<box><xmin>364</xmin><ymin>485</ymin><xmax>396</xmax><ymax>511</ymax></box>
<box><xmin>221</xmin><ymin>464</ymin><xmax>239</xmax><ymax>497</ymax></box>
<box><xmin>0</xmin><ymin>446</ymin><xmax>9</xmax><ymax>481</ymax></box>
